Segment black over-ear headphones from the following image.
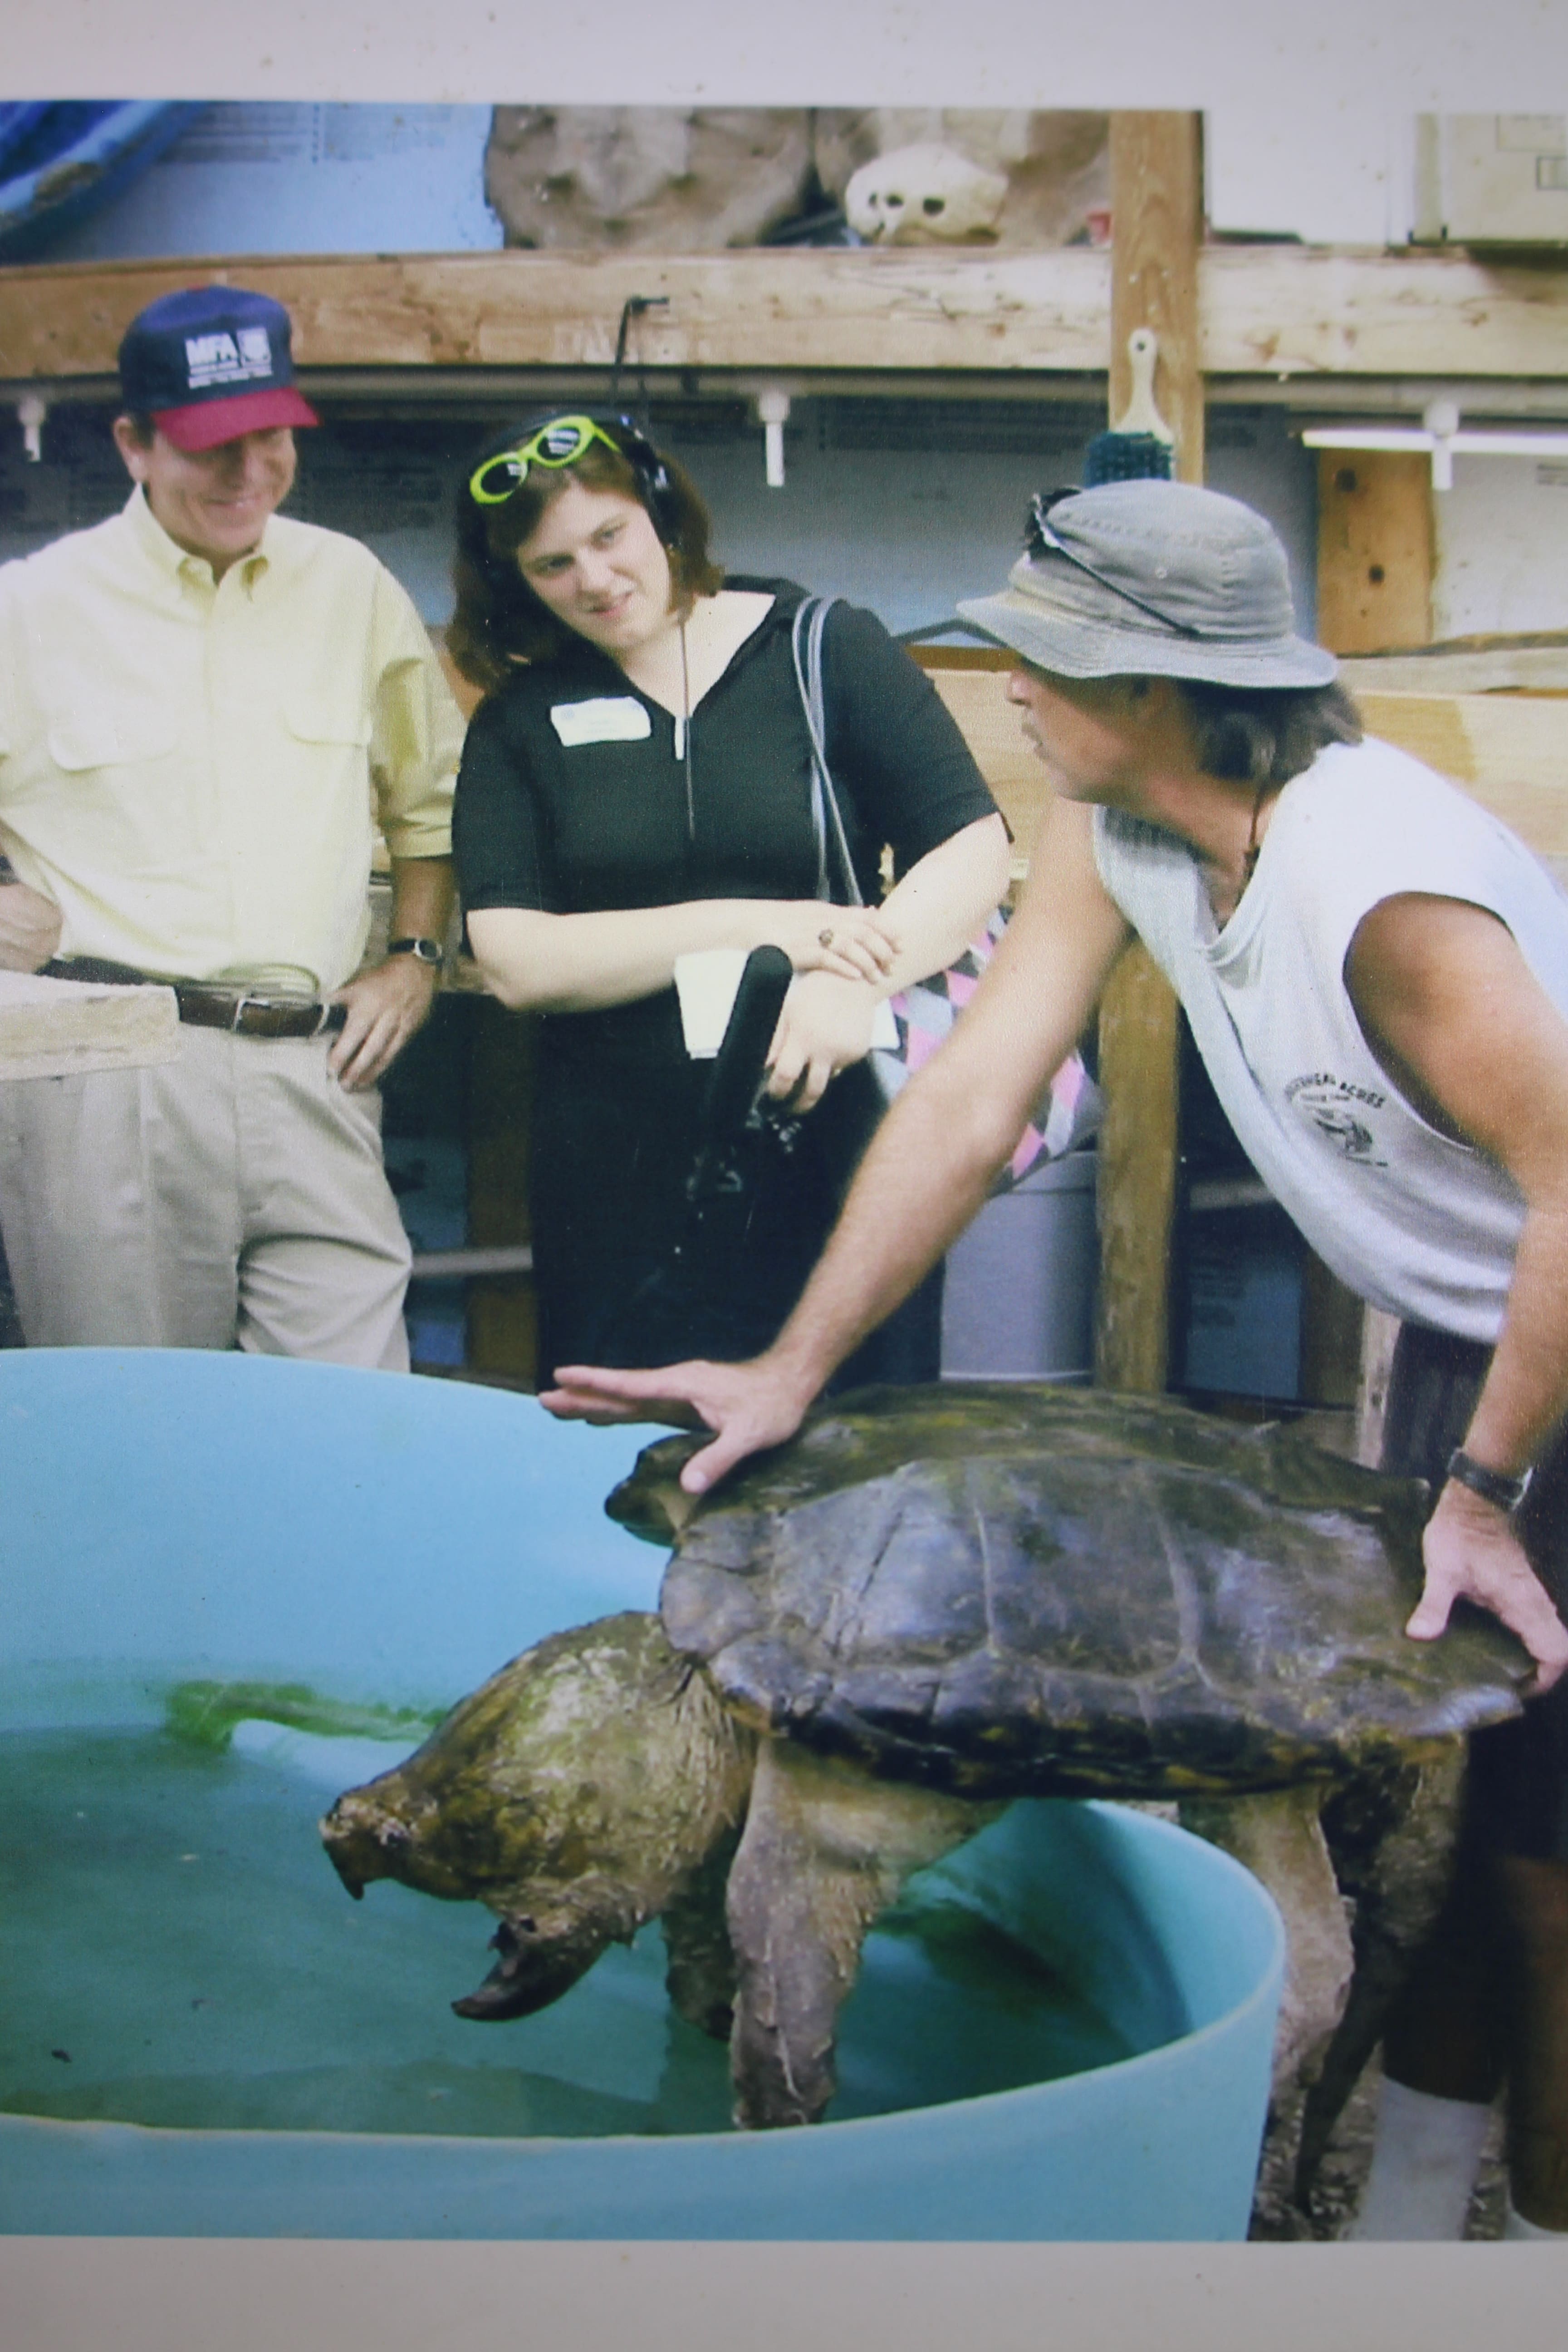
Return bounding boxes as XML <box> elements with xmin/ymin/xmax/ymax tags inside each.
<box><xmin>470</xmin><ymin>409</ymin><xmax>683</xmax><ymax>548</ymax></box>
<box><xmin>594</xmin><ymin>411</ymin><xmax>681</xmax><ymax>546</ymax></box>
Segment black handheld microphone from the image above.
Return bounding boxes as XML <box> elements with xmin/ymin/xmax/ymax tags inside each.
<box><xmin>687</xmin><ymin>944</ymin><xmax>794</xmax><ymax>1202</ymax></box>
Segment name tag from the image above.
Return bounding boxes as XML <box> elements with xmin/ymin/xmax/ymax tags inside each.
<box><xmin>549</xmin><ymin>697</ymin><xmax>652</xmax><ymax>748</ymax></box>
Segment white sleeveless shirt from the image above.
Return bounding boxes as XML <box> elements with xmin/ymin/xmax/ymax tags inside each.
<box><xmin>1092</xmin><ymin>737</ymin><xmax>1568</xmax><ymax>1342</ymax></box>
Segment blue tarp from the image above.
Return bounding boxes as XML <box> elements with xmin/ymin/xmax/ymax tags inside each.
<box><xmin>0</xmin><ymin>101</ymin><xmax>203</xmax><ymax>259</ymax></box>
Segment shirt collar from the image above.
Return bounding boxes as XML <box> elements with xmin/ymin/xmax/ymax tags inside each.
<box><xmin>123</xmin><ymin>485</ymin><xmax>273</xmax><ymax>594</ymax></box>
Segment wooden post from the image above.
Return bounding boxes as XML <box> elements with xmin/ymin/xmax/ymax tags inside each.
<box><xmin>1316</xmin><ymin>452</ymin><xmax>1434</xmax><ymax>654</ymax></box>
<box><xmin>1107</xmin><ymin>115</ymin><xmax>1206</xmax><ymax>485</ymax></box>
<box><xmin>1309</xmin><ymin>449</ymin><xmax>1436</xmax><ymax>1422</ymax></box>
<box><xmin>465</xmin><ymin>999</ymin><xmax>539</xmax><ymax>1387</ymax></box>
<box><xmin>1094</xmin><ymin>112</ymin><xmax>1205</xmax><ymax>1396</ymax></box>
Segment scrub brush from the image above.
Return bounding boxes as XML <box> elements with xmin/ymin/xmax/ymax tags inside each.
<box><xmin>1083</xmin><ymin>328</ymin><xmax>1175</xmax><ymax>485</ymax></box>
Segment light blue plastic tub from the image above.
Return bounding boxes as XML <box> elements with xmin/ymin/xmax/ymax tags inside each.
<box><xmin>0</xmin><ymin>1349</ymin><xmax>1284</xmax><ymax>2239</ymax></box>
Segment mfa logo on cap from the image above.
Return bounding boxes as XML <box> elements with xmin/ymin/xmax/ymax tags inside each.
<box><xmin>183</xmin><ymin>326</ymin><xmax>275</xmax><ymax>391</ymax></box>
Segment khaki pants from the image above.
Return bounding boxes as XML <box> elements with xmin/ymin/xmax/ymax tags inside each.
<box><xmin>0</xmin><ymin>1024</ymin><xmax>411</xmax><ymax>1369</ymax></box>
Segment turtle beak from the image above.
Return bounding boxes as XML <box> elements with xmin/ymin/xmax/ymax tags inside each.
<box><xmin>319</xmin><ymin>1788</ymin><xmax>414</xmax><ymax>1900</ymax></box>
<box><xmin>452</xmin><ymin>1911</ymin><xmax>619</xmax><ymax>2022</ymax></box>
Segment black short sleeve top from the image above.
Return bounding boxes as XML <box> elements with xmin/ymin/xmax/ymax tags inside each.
<box><xmin>453</xmin><ymin>578</ymin><xmax>1000</xmax><ymax>922</ymax></box>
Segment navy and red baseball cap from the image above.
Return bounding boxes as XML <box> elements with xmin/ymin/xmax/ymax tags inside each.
<box><xmin>118</xmin><ymin>286</ymin><xmax>320</xmax><ymax>453</ymax></box>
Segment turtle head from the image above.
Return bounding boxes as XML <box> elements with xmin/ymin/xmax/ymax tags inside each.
<box><xmin>319</xmin><ymin>1615</ymin><xmax>675</xmax><ymax>1904</ymax></box>
<box><xmin>320</xmin><ymin>1612</ymin><xmax>754</xmax><ymax>2029</ymax></box>
<box><xmin>605</xmin><ymin>1435</ymin><xmax>707</xmax><ymax>1547</ymax></box>
<box><xmin>319</xmin><ymin>1769</ymin><xmax>462</xmax><ymax>1901</ymax></box>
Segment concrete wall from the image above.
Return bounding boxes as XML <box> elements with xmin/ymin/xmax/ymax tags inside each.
<box><xmin>1434</xmin><ymin>456</ymin><xmax>1568</xmax><ymax>639</ymax></box>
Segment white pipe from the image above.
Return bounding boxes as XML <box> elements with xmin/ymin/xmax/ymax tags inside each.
<box><xmin>1423</xmin><ymin>397</ymin><xmax>1458</xmax><ymax>492</ymax></box>
<box><xmin>16</xmin><ymin>394</ymin><xmax>46</xmax><ymax>463</ymax></box>
<box><xmin>1303</xmin><ymin>408</ymin><xmax>1568</xmax><ymax>496</ymax></box>
<box><xmin>756</xmin><ymin>388</ymin><xmax>791</xmax><ymax>489</ymax></box>
<box><xmin>1304</xmin><ymin>425</ymin><xmax>1568</xmax><ymax>456</ymax></box>
<box><xmin>409</xmin><ymin>1245</ymin><xmax>533</xmax><ymax>1280</ymax></box>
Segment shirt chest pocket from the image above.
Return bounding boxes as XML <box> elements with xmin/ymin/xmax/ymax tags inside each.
<box><xmin>283</xmin><ymin>688</ymin><xmax>372</xmax><ymax>752</ymax></box>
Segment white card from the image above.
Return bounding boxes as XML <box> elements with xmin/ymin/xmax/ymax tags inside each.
<box><xmin>549</xmin><ymin>696</ymin><xmax>653</xmax><ymax>747</ymax></box>
<box><xmin>674</xmin><ymin>949</ymin><xmax>748</xmax><ymax>1058</ymax></box>
<box><xmin>674</xmin><ymin>949</ymin><xmax>900</xmax><ymax>1059</ymax></box>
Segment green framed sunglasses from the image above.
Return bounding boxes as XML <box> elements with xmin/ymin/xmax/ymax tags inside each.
<box><xmin>467</xmin><ymin>415</ymin><xmax>626</xmax><ymax>506</ymax></box>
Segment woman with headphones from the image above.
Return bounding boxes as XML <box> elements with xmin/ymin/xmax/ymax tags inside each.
<box><xmin>447</xmin><ymin>410</ymin><xmax>1011</xmax><ymax>1385</ymax></box>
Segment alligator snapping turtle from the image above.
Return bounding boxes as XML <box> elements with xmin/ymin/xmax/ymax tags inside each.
<box><xmin>321</xmin><ymin>1384</ymin><xmax>1528</xmax><ymax>2143</ymax></box>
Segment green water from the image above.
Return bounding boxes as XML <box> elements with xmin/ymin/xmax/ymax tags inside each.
<box><xmin>0</xmin><ymin>1727</ymin><xmax>1132</xmax><ymax>2139</ymax></box>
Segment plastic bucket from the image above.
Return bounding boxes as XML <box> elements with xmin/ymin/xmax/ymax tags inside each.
<box><xmin>0</xmin><ymin>1349</ymin><xmax>1283</xmax><ymax>2239</ymax></box>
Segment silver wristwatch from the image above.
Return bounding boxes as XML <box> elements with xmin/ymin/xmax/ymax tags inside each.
<box><xmin>386</xmin><ymin>936</ymin><xmax>444</xmax><ymax>968</ymax></box>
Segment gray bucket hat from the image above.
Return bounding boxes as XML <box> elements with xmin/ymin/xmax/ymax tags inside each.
<box><xmin>956</xmin><ymin>479</ymin><xmax>1338</xmax><ymax>689</ymax></box>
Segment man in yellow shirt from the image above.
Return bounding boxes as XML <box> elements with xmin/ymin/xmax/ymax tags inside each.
<box><xmin>0</xmin><ymin>285</ymin><xmax>463</xmax><ymax>1368</ymax></box>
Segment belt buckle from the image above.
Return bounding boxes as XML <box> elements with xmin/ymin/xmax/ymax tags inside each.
<box><xmin>230</xmin><ymin>990</ymin><xmax>264</xmax><ymax>1034</ymax></box>
<box><xmin>312</xmin><ymin>998</ymin><xmax>338</xmax><ymax>1039</ymax></box>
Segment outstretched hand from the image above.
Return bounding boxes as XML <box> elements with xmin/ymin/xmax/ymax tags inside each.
<box><xmin>1407</xmin><ymin>1479</ymin><xmax>1568</xmax><ymax>1695</ymax></box>
<box><xmin>539</xmin><ymin>1356</ymin><xmax>816</xmax><ymax>1495</ymax></box>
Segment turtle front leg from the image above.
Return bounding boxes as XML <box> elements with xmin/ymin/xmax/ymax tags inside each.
<box><xmin>662</xmin><ymin>1833</ymin><xmax>741</xmax><ymax>2042</ymax></box>
<box><xmin>724</xmin><ymin>1740</ymin><xmax>988</xmax><ymax>2129</ymax></box>
<box><xmin>1179</xmin><ymin>1785</ymin><xmax>1355</xmax><ymax>2102</ymax></box>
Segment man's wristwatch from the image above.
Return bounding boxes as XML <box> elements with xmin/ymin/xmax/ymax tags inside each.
<box><xmin>386</xmin><ymin>936</ymin><xmax>444</xmax><ymax>968</ymax></box>
<box><xmin>1446</xmin><ymin>1447</ymin><xmax>1533</xmax><ymax>1514</ymax></box>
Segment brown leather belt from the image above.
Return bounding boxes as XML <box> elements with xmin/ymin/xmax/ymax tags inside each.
<box><xmin>40</xmin><ymin>958</ymin><xmax>348</xmax><ymax>1039</ymax></box>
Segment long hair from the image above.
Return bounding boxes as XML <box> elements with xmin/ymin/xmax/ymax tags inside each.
<box><xmin>1176</xmin><ymin>678</ymin><xmax>1363</xmax><ymax>787</ymax></box>
<box><xmin>446</xmin><ymin>425</ymin><xmax>724</xmax><ymax>695</ymax></box>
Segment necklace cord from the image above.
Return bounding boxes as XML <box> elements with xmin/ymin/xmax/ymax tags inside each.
<box><xmin>679</xmin><ymin>619</ymin><xmax>694</xmax><ymax>841</ymax></box>
<box><xmin>1240</xmin><ymin>778</ymin><xmax>1269</xmax><ymax>887</ymax></box>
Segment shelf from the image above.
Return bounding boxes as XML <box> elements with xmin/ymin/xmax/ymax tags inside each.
<box><xmin>2</xmin><ymin>245</ymin><xmax>1566</xmax><ymax>389</ymax></box>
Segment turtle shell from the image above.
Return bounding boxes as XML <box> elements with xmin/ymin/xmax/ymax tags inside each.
<box><xmin>608</xmin><ymin>1384</ymin><xmax>1528</xmax><ymax>1800</ymax></box>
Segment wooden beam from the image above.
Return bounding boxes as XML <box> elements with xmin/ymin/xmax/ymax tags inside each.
<box><xmin>0</xmin><ymin>968</ymin><xmax>178</xmax><ymax>1079</ymax></box>
<box><xmin>3</xmin><ymin>245</ymin><xmax>1566</xmax><ymax>385</ymax></box>
<box><xmin>912</xmin><ymin>648</ymin><xmax>1053</xmax><ymax>867</ymax></box>
<box><xmin>902</xmin><ymin>660</ymin><xmax>1568</xmax><ymax>887</ymax></box>
<box><xmin>1357</xmin><ymin>688</ymin><xmax>1568</xmax><ymax>875</ymax></box>
<box><xmin>1355</xmin><ymin>1308</ymin><xmax>1403</xmax><ymax>1468</ymax></box>
<box><xmin>1299</xmin><ymin>1249</ymin><xmax>1368</xmax><ymax>1409</ymax></box>
<box><xmin>1341</xmin><ymin>634</ymin><xmax>1568</xmax><ymax>696</ymax></box>
<box><xmin>1200</xmin><ymin>245</ymin><xmax>1568</xmax><ymax>382</ymax></box>
<box><xmin>465</xmin><ymin>999</ymin><xmax>539</xmax><ymax>1389</ymax></box>
<box><xmin>1094</xmin><ymin>114</ymin><xmax>1203</xmax><ymax>1399</ymax></box>
<box><xmin>1308</xmin><ymin>441</ymin><xmax>1439</xmax><ymax>1419</ymax></box>
<box><xmin>1096</xmin><ymin>942</ymin><xmax>1186</xmax><ymax>1395</ymax></box>
<box><xmin>1108</xmin><ymin>114</ymin><xmax>1205</xmax><ymax>480</ymax></box>
<box><xmin>1316</xmin><ymin>451</ymin><xmax>1433</xmax><ymax>653</ymax></box>
<box><xmin>0</xmin><ymin>249</ymin><xmax>1114</xmax><ymax>381</ymax></box>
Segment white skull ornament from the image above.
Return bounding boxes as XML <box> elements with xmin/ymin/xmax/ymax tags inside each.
<box><xmin>844</xmin><ymin>142</ymin><xmax>1009</xmax><ymax>244</ymax></box>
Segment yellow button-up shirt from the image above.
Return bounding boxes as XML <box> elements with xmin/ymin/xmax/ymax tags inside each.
<box><xmin>0</xmin><ymin>489</ymin><xmax>463</xmax><ymax>994</ymax></box>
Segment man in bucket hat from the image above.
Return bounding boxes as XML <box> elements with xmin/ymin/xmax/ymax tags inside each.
<box><xmin>546</xmin><ymin>477</ymin><xmax>1568</xmax><ymax>2239</ymax></box>
<box><xmin>0</xmin><ymin>286</ymin><xmax>462</xmax><ymax>1365</ymax></box>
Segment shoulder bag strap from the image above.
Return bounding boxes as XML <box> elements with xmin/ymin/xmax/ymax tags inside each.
<box><xmin>791</xmin><ymin>594</ymin><xmax>863</xmax><ymax>908</ymax></box>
